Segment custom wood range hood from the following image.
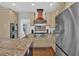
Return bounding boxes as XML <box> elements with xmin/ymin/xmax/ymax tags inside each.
<box><xmin>34</xmin><ymin>9</ymin><xmax>47</xmax><ymax>24</ymax></box>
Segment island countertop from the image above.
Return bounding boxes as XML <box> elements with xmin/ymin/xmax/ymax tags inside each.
<box><xmin>0</xmin><ymin>38</ymin><xmax>32</xmax><ymax>56</ymax></box>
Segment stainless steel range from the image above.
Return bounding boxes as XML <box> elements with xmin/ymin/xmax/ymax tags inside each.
<box><xmin>34</xmin><ymin>9</ymin><xmax>47</xmax><ymax>36</ymax></box>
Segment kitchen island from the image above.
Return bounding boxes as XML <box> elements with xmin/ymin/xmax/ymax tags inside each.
<box><xmin>0</xmin><ymin>38</ymin><xmax>32</xmax><ymax>56</ymax></box>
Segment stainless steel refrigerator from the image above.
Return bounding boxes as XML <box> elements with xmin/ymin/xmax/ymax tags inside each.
<box><xmin>55</xmin><ymin>3</ymin><xmax>79</xmax><ymax>56</ymax></box>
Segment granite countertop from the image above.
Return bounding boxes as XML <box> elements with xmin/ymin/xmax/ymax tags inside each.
<box><xmin>0</xmin><ymin>38</ymin><xmax>32</xmax><ymax>56</ymax></box>
<box><xmin>32</xmin><ymin>34</ymin><xmax>55</xmax><ymax>48</ymax></box>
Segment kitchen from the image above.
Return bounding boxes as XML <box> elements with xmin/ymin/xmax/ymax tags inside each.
<box><xmin>0</xmin><ymin>2</ymin><xmax>76</xmax><ymax>56</ymax></box>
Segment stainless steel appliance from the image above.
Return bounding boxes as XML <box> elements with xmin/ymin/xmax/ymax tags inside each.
<box><xmin>55</xmin><ymin>3</ymin><xmax>79</xmax><ymax>56</ymax></box>
<box><xmin>10</xmin><ymin>23</ymin><xmax>18</xmax><ymax>38</ymax></box>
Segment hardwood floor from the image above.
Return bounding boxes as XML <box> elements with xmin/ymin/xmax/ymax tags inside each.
<box><xmin>32</xmin><ymin>47</ymin><xmax>55</xmax><ymax>56</ymax></box>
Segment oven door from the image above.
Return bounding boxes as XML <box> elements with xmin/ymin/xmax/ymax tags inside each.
<box><xmin>34</xmin><ymin>24</ymin><xmax>47</xmax><ymax>34</ymax></box>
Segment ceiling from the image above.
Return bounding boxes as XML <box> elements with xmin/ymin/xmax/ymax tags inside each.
<box><xmin>0</xmin><ymin>2</ymin><xmax>61</xmax><ymax>12</ymax></box>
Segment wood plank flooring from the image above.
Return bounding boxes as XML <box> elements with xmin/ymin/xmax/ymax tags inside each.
<box><xmin>32</xmin><ymin>47</ymin><xmax>55</xmax><ymax>56</ymax></box>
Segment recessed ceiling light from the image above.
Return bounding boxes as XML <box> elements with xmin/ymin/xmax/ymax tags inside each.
<box><xmin>50</xmin><ymin>3</ymin><xmax>53</xmax><ymax>6</ymax></box>
<box><xmin>32</xmin><ymin>3</ymin><xmax>35</xmax><ymax>6</ymax></box>
<box><xmin>12</xmin><ymin>3</ymin><xmax>16</xmax><ymax>6</ymax></box>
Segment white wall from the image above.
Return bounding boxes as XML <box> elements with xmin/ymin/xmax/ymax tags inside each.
<box><xmin>18</xmin><ymin>12</ymin><xmax>31</xmax><ymax>38</ymax></box>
